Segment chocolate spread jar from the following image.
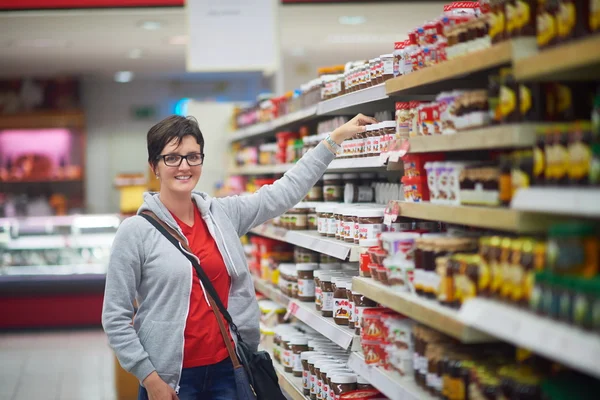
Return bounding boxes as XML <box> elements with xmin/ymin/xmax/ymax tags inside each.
<box><xmin>290</xmin><ymin>336</ymin><xmax>309</xmax><ymax>377</ymax></box>
<box><xmin>315</xmin><ymin>360</ymin><xmax>343</xmax><ymax>400</ymax></box>
<box><xmin>320</xmin><ymin>273</ymin><xmax>335</xmax><ymax>317</ymax></box>
<box><xmin>330</xmin><ymin>373</ymin><xmax>358</xmax><ymax>399</ymax></box>
<box><xmin>333</xmin><ymin>278</ymin><xmax>350</xmax><ymax>326</ymax></box>
<box><xmin>301</xmin><ymin>351</ymin><xmax>322</xmax><ymax>394</ymax></box>
<box><xmin>297</xmin><ymin>263</ymin><xmax>319</xmax><ymax>302</ymax></box>
<box><xmin>346</xmin><ymin>281</ymin><xmax>356</xmax><ymax>331</ymax></box>
<box><xmin>308</xmin><ymin>355</ymin><xmax>334</xmax><ymax>399</ymax></box>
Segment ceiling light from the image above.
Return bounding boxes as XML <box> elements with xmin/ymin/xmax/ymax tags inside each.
<box><xmin>128</xmin><ymin>49</ymin><xmax>143</xmax><ymax>59</ymax></box>
<box><xmin>169</xmin><ymin>35</ymin><xmax>188</xmax><ymax>45</ymax></box>
<box><xmin>139</xmin><ymin>20</ymin><xmax>162</xmax><ymax>30</ymax></box>
<box><xmin>15</xmin><ymin>39</ymin><xmax>69</xmax><ymax>48</ymax></box>
<box><xmin>338</xmin><ymin>16</ymin><xmax>366</xmax><ymax>25</ymax></box>
<box><xmin>114</xmin><ymin>71</ymin><xmax>134</xmax><ymax>83</ymax></box>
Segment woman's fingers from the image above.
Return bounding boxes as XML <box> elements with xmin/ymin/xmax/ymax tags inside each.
<box><xmin>354</xmin><ymin>113</ymin><xmax>378</xmax><ymax>125</ymax></box>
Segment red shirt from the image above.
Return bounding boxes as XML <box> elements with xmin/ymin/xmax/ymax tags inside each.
<box><xmin>171</xmin><ymin>206</ymin><xmax>233</xmax><ymax>368</ymax></box>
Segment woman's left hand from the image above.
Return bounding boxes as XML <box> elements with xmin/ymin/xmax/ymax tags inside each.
<box><xmin>330</xmin><ymin>113</ymin><xmax>378</xmax><ymax>144</ymax></box>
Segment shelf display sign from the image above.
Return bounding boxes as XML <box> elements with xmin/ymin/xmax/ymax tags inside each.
<box><xmin>186</xmin><ymin>0</ymin><xmax>279</xmax><ymax>73</ymax></box>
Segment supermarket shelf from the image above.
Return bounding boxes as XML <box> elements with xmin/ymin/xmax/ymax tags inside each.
<box><xmin>230</xmin><ymin>163</ymin><xmax>294</xmax><ymax>176</ymax></box>
<box><xmin>252</xmin><ymin>276</ymin><xmax>291</xmax><ymax>308</ymax></box>
<box><xmin>273</xmin><ymin>356</ymin><xmax>307</xmax><ymax>400</ymax></box>
<box><xmin>327</xmin><ymin>156</ymin><xmax>387</xmax><ymax>172</ymax></box>
<box><xmin>229</xmin><ymin>105</ymin><xmax>318</xmax><ymax>142</ymax></box>
<box><xmin>317</xmin><ymin>83</ymin><xmax>389</xmax><ymax>116</ymax></box>
<box><xmin>348</xmin><ymin>352</ymin><xmax>435</xmax><ymax>400</ymax></box>
<box><xmin>515</xmin><ymin>34</ymin><xmax>600</xmax><ymax>81</ymax></box>
<box><xmin>460</xmin><ymin>298</ymin><xmax>600</xmax><ymax>379</ymax></box>
<box><xmin>396</xmin><ymin>201</ymin><xmax>563</xmax><ymax>233</ymax></box>
<box><xmin>288</xmin><ymin>299</ymin><xmax>357</xmax><ymax>349</ymax></box>
<box><xmin>386</xmin><ymin>38</ymin><xmax>537</xmax><ymax>96</ymax></box>
<box><xmin>511</xmin><ymin>188</ymin><xmax>600</xmax><ymax>219</ymax></box>
<box><xmin>230</xmin><ymin>156</ymin><xmax>391</xmax><ymax>176</ymax></box>
<box><xmin>250</xmin><ymin>224</ymin><xmax>361</xmax><ymax>262</ymax></box>
<box><xmin>408</xmin><ymin>124</ymin><xmax>539</xmax><ymax>153</ymax></box>
<box><xmin>352</xmin><ymin>277</ymin><xmax>493</xmax><ymax>343</ymax></box>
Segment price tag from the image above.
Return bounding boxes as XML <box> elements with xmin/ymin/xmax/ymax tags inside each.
<box><xmin>389</xmin><ymin>140</ymin><xmax>410</xmax><ymax>162</ymax></box>
<box><xmin>383</xmin><ymin>201</ymin><xmax>400</xmax><ymax>227</ymax></box>
<box><xmin>284</xmin><ymin>301</ymin><xmax>300</xmax><ymax>320</ymax></box>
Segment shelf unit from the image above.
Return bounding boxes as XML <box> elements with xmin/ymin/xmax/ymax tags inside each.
<box><xmin>230</xmin><ymin>105</ymin><xmax>318</xmax><ymax>143</ymax></box>
<box><xmin>511</xmin><ymin>188</ymin><xmax>600</xmax><ymax>219</ymax></box>
<box><xmin>352</xmin><ymin>277</ymin><xmax>494</xmax><ymax>343</ymax></box>
<box><xmin>317</xmin><ymin>83</ymin><xmax>389</xmax><ymax>116</ymax></box>
<box><xmin>250</xmin><ymin>224</ymin><xmax>362</xmax><ymax>262</ymax></box>
<box><xmin>396</xmin><ymin>201</ymin><xmax>564</xmax><ymax>233</ymax></box>
<box><xmin>514</xmin><ymin>35</ymin><xmax>600</xmax><ymax>81</ymax></box>
<box><xmin>385</xmin><ymin>38</ymin><xmax>537</xmax><ymax>96</ymax></box>
<box><xmin>273</xmin><ymin>356</ymin><xmax>307</xmax><ymax>400</ymax></box>
<box><xmin>287</xmin><ymin>299</ymin><xmax>358</xmax><ymax>350</ymax></box>
<box><xmin>407</xmin><ymin>124</ymin><xmax>540</xmax><ymax>153</ymax></box>
<box><xmin>347</xmin><ymin>352</ymin><xmax>436</xmax><ymax>400</ymax></box>
<box><xmin>252</xmin><ymin>276</ymin><xmax>291</xmax><ymax>308</ymax></box>
<box><xmin>460</xmin><ymin>298</ymin><xmax>600</xmax><ymax>379</ymax></box>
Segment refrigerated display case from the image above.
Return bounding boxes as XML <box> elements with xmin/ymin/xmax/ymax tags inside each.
<box><xmin>0</xmin><ymin>214</ymin><xmax>121</xmax><ymax>328</ymax></box>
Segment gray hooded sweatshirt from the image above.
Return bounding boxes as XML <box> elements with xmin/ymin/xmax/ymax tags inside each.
<box><xmin>102</xmin><ymin>142</ymin><xmax>335</xmax><ymax>392</ymax></box>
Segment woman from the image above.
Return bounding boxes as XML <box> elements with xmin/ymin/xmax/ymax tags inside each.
<box><xmin>102</xmin><ymin>113</ymin><xmax>375</xmax><ymax>400</ymax></box>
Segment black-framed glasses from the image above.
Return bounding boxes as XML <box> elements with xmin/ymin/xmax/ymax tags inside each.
<box><xmin>158</xmin><ymin>152</ymin><xmax>205</xmax><ymax>167</ymax></box>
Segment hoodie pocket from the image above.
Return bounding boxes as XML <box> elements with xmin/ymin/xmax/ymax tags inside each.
<box><xmin>139</xmin><ymin>321</ymin><xmax>180</xmax><ymax>375</ymax></box>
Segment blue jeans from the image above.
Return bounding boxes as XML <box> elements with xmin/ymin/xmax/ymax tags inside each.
<box><xmin>138</xmin><ymin>358</ymin><xmax>238</xmax><ymax>400</ymax></box>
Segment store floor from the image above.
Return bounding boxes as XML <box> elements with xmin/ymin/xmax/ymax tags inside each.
<box><xmin>0</xmin><ymin>329</ymin><xmax>117</xmax><ymax>400</ymax></box>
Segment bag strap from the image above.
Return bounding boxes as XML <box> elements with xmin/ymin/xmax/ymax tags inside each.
<box><xmin>139</xmin><ymin>211</ymin><xmax>242</xmax><ymax>369</ymax></box>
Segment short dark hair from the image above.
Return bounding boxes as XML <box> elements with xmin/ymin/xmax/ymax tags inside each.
<box><xmin>147</xmin><ymin>115</ymin><xmax>205</xmax><ymax>169</ymax></box>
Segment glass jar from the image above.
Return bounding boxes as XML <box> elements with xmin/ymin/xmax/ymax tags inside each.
<box><xmin>341</xmin><ymin>207</ymin><xmax>358</xmax><ymax>244</ymax></box>
<box><xmin>356</xmin><ymin>208</ymin><xmax>385</xmax><ymax>242</ymax></box>
<box><xmin>323</xmin><ymin>174</ymin><xmax>344</xmax><ymax>202</ymax></box>
<box><xmin>320</xmin><ymin>273</ymin><xmax>335</xmax><ymax>317</ymax></box>
<box><xmin>316</xmin><ymin>203</ymin><xmax>339</xmax><ymax>237</ymax></box>
<box><xmin>330</xmin><ymin>373</ymin><xmax>358</xmax><ymax>399</ymax></box>
<box><xmin>290</xmin><ymin>337</ymin><xmax>309</xmax><ymax>377</ymax></box>
<box><xmin>287</xmin><ymin>203</ymin><xmax>309</xmax><ymax>230</ymax></box>
<box><xmin>297</xmin><ymin>263</ymin><xmax>319</xmax><ymax>302</ymax></box>
<box><xmin>381</xmin><ymin>53</ymin><xmax>394</xmax><ymax>82</ymax></box>
<box><xmin>333</xmin><ymin>278</ymin><xmax>350</xmax><ymax>326</ymax></box>
<box><xmin>306</xmin><ymin>178</ymin><xmax>324</xmax><ymax>202</ymax></box>
<box><xmin>307</xmin><ymin>205</ymin><xmax>318</xmax><ymax>231</ymax></box>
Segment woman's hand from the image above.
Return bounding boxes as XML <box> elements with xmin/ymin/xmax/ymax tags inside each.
<box><xmin>330</xmin><ymin>113</ymin><xmax>378</xmax><ymax>145</ymax></box>
<box><xmin>143</xmin><ymin>371</ymin><xmax>179</xmax><ymax>400</ymax></box>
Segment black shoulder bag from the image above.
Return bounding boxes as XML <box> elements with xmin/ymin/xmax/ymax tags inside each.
<box><xmin>140</xmin><ymin>212</ymin><xmax>286</xmax><ymax>400</ymax></box>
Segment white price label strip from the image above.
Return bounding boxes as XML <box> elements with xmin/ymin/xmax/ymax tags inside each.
<box><xmin>460</xmin><ymin>298</ymin><xmax>600</xmax><ymax>379</ymax></box>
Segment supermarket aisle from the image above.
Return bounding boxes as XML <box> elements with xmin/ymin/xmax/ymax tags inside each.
<box><xmin>0</xmin><ymin>329</ymin><xmax>117</xmax><ymax>400</ymax></box>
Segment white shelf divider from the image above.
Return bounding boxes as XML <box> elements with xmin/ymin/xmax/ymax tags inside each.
<box><xmin>249</xmin><ymin>225</ymin><xmax>361</xmax><ymax>262</ymax></box>
<box><xmin>511</xmin><ymin>187</ymin><xmax>600</xmax><ymax>218</ymax></box>
<box><xmin>459</xmin><ymin>298</ymin><xmax>600</xmax><ymax>379</ymax></box>
<box><xmin>288</xmin><ymin>299</ymin><xmax>357</xmax><ymax>350</ymax></box>
<box><xmin>347</xmin><ymin>352</ymin><xmax>436</xmax><ymax>400</ymax></box>
<box><xmin>317</xmin><ymin>83</ymin><xmax>388</xmax><ymax>116</ymax></box>
<box><xmin>252</xmin><ymin>276</ymin><xmax>291</xmax><ymax>308</ymax></box>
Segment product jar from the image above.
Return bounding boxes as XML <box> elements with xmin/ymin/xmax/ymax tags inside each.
<box><xmin>309</xmin><ymin>355</ymin><xmax>334</xmax><ymax>399</ymax></box>
<box><xmin>324</xmin><ymin>174</ymin><xmax>344</xmax><ymax>202</ymax></box>
<box><xmin>287</xmin><ymin>203</ymin><xmax>309</xmax><ymax>230</ymax></box>
<box><xmin>297</xmin><ymin>263</ymin><xmax>320</xmax><ymax>302</ymax></box>
<box><xmin>290</xmin><ymin>337</ymin><xmax>310</xmax><ymax>377</ymax></box>
<box><xmin>301</xmin><ymin>351</ymin><xmax>322</xmax><ymax>395</ymax></box>
<box><xmin>320</xmin><ymin>272</ymin><xmax>335</xmax><ymax>317</ymax></box>
<box><xmin>352</xmin><ymin>293</ymin><xmax>379</xmax><ymax>335</ymax></box>
<box><xmin>344</xmin><ymin>184</ymin><xmax>375</xmax><ymax>204</ymax></box>
<box><xmin>380</xmin><ymin>54</ymin><xmax>394</xmax><ymax>82</ymax></box>
<box><xmin>356</xmin><ymin>208</ymin><xmax>385</xmax><ymax>241</ymax></box>
<box><xmin>315</xmin><ymin>360</ymin><xmax>343</xmax><ymax>400</ymax></box>
<box><xmin>306</xmin><ymin>178</ymin><xmax>324</xmax><ymax>202</ymax></box>
<box><xmin>333</xmin><ymin>278</ymin><xmax>350</xmax><ymax>326</ymax></box>
<box><xmin>341</xmin><ymin>208</ymin><xmax>358</xmax><ymax>243</ymax></box>
<box><xmin>316</xmin><ymin>203</ymin><xmax>338</xmax><ymax>237</ymax></box>
<box><xmin>307</xmin><ymin>205</ymin><xmax>318</xmax><ymax>230</ymax></box>
<box><xmin>379</xmin><ymin>121</ymin><xmax>397</xmax><ymax>154</ymax></box>
<box><xmin>330</xmin><ymin>373</ymin><xmax>358</xmax><ymax>399</ymax></box>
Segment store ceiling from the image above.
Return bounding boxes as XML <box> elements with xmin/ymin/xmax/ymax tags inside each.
<box><xmin>0</xmin><ymin>2</ymin><xmax>444</xmax><ymax>85</ymax></box>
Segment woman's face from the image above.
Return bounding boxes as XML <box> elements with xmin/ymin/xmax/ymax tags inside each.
<box><xmin>154</xmin><ymin>135</ymin><xmax>203</xmax><ymax>196</ymax></box>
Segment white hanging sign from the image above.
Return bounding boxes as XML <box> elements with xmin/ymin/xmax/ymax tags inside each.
<box><xmin>186</xmin><ymin>0</ymin><xmax>279</xmax><ymax>72</ymax></box>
